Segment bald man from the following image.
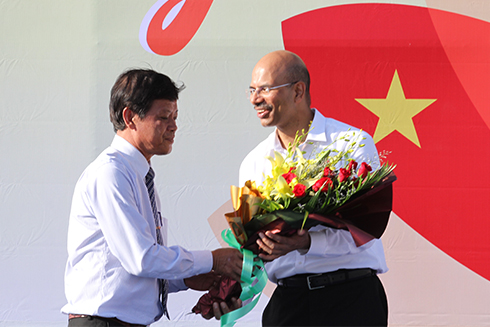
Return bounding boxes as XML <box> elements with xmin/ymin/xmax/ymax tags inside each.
<box><xmin>239</xmin><ymin>50</ymin><xmax>388</xmax><ymax>326</ymax></box>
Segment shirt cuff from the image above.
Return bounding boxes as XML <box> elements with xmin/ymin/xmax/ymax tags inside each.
<box><xmin>168</xmin><ymin>250</ymin><xmax>213</xmax><ymax>293</ymax></box>
<box><xmin>306</xmin><ymin>230</ymin><xmax>327</xmax><ymax>256</ymax></box>
<box><xmin>192</xmin><ymin>250</ymin><xmax>214</xmax><ymax>275</ymax></box>
<box><xmin>168</xmin><ymin>279</ymin><xmax>188</xmax><ymax>292</ymax></box>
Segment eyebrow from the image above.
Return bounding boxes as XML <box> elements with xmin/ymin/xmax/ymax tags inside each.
<box><xmin>160</xmin><ymin>109</ymin><xmax>178</xmax><ymax>116</ymax></box>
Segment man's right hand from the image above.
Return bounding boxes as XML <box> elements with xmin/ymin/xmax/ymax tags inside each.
<box><xmin>257</xmin><ymin>228</ymin><xmax>311</xmax><ymax>261</ymax></box>
<box><xmin>201</xmin><ymin>297</ymin><xmax>243</xmax><ymax>320</ymax></box>
<box><xmin>211</xmin><ymin>248</ymin><xmax>243</xmax><ymax>281</ymax></box>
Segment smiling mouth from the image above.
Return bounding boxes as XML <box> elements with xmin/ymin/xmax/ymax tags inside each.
<box><xmin>255</xmin><ymin>104</ymin><xmax>272</xmax><ymax>115</ymax></box>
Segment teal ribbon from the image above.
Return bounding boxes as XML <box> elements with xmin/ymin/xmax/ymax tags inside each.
<box><xmin>220</xmin><ymin>229</ymin><xmax>268</xmax><ymax>327</ymax></box>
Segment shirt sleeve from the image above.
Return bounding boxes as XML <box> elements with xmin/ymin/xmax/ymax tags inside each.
<box><xmin>239</xmin><ymin>154</ymin><xmax>255</xmax><ymax>187</ymax></box>
<box><xmin>307</xmin><ymin>228</ymin><xmax>375</xmax><ymax>256</ymax></box>
<box><xmin>168</xmin><ymin>279</ymin><xmax>188</xmax><ymax>293</ymax></box>
<box><xmin>87</xmin><ymin>163</ymin><xmax>213</xmax><ymax>279</ymax></box>
<box><xmin>345</xmin><ymin>130</ymin><xmax>381</xmax><ymax>170</ymax></box>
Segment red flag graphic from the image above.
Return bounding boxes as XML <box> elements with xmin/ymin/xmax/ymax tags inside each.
<box><xmin>282</xmin><ymin>4</ymin><xmax>490</xmax><ymax>280</ymax></box>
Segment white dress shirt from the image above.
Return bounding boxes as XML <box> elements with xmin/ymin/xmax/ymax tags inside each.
<box><xmin>239</xmin><ymin>109</ymin><xmax>388</xmax><ymax>283</ymax></box>
<box><xmin>62</xmin><ymin>135</ymin><xmax>213</xmax><ymax>325</ymax></box>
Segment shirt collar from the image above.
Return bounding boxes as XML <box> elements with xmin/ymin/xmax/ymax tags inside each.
<box><xmin>111</xmin><ymin>134</ymin><xmax>151</xmax><ymax>178</ymax></box>
<box><xmin>305</xmin><ymin>108</ymin><xmax>327</xmax><ymax>143</ymax></box>
<box><xmin>272</xmin><ymin>108</ymin><xmax>327</xmax><ymax>150</ymax></box>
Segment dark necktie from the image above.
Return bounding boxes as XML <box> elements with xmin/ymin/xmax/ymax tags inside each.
<box><xmin>145</xmin><ymin>167</ymin><xmax>169</xmax><ymax>319</ymax></box>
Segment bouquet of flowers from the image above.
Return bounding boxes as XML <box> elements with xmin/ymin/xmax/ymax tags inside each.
<box><xmin>194</xmin><ymin>130</ymin><xmax>396</xmax><ymax>326</ymax></box>
<box><xmin>225</xmin><ymin>130</ymin><xmax>396</xmax><ymax>254</ymax></box>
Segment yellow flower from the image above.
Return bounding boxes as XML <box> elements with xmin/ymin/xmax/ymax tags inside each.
<box><xmin>266</xmin><ymin>151</ymin><xmax>291</xmax><ymax>179</ymax></box>
<box><xmin>272</xmin><ymin>175</ymin><xmax>293</xmax><ymax>200</ymax></box>
<box><xmin>258</xmin><ymin>178</ymin><xmax>273</xmax><ymax>200</ymax></box>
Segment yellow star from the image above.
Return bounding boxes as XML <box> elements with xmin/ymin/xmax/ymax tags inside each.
<box><xmin>355</xmin><ymin>70</ymin><xmax>436</xmax><ymax>147</ymax></box>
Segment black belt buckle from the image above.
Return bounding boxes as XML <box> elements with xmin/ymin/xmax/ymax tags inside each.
<box><xmin>307</xmin><ymin>273</ymin><xmax>325</xmax><ymax>290</ymax></box>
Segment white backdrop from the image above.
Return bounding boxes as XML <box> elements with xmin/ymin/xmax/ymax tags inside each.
<box><xmin>1</xmin><ymin>1</ymin><xmax>489</xmax><ymax>326</ymax></box>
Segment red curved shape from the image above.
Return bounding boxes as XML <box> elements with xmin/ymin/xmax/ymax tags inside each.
<box><xmin>429</xmin><ymin>8</ymin><xmax>490</xmax><ymax>130</ymax></box>
<box><xmin>146</xmin><ymin>0</ymin><xmax>213</xmax><ymax>56</ymax></box>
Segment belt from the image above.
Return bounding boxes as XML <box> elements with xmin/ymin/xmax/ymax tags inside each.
<box><xmin>68</xmin><ymin>314</ymin><xmax>147</xmax><ymax>327</ymax></box>
<box><xmin>277</xmin><ymin>268</ymin><xmax>376</xmax><ymax>290</ymax></box>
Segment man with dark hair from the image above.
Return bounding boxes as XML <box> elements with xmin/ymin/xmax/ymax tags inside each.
<box><xmin>62</xmin><ymin>69</ymin><xmax>242</xmax><ymax>326</ymax></box>
<box><xmin>240</xmin><ymin>51</ymin><xmax>388</xmax><ymax>326</ymax></box>
<box><xmin>109</xmin><ymin>69</ymin><xmax>184</xmax><ymax>132</ymax></box>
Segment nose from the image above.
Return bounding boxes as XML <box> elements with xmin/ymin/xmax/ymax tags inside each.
<box><xmin>169</xmin><ymin>117</ymin><xmax>177</xmax><ymax>131</ymax></box>
<box><xmin>249</xmin><ymin>90</ymin><xmax>262</xmax><ymax>104</ymax></box>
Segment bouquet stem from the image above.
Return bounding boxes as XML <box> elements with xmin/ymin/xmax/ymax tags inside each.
<box><xmin>300</xmin><ymin>210</ymin><xmax>309</xmax><ymax>231</ymax></box>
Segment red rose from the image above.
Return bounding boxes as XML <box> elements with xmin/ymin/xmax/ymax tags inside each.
<box><xmin>357</xmin><ymin>162</ymin><xmax>372</xmax><ymax>179</ymax></box>
<box><xmin>323</xmin><ymin>167</ymin><xmax>333</xmax><ymax>177</ymax></box>
<box><xmin>347</xmin><ymin>160</ymin><xmax>358</xmax><ymax>172</ymax></box>
<box><xmin>293</xmin><ymin>183</ymin><xmax>306</xmax><ymax>197</ymax></box>
<box><xmin>282</xmin><ymin>172</ymin><xmax>296</xmax><ymax>184</ymax></box>
<box><xmin>281</xmin><ymin>167</ymin><xmax>297</xmax><ymax>184</ymax></box>
<box><xmin>312</xmin><ymin>177</ymin><xmax>333</xmax><ymax>192</ymax></box>
<box><xmin>338</xmin><ymin>168</ymin><xmax>351</xmax><ymax>182</ymax></box>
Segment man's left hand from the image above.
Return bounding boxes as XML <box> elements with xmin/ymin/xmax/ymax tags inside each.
<box><xmin>257</xmin><ymin>229</ymin><xmax>311</xmax><ymax>261</ymax></box>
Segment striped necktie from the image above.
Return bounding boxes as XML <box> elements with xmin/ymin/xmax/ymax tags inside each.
<box><xmin>145</xmin><ymin>167</ymin><xmax>169</xmax><ymax>319</ymax></box>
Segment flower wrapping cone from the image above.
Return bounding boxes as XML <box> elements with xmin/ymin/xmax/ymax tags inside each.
<box><xmin>224</xmin><ymin>182</ymin><xmax>264</xmax><ymax>245</ymax></box>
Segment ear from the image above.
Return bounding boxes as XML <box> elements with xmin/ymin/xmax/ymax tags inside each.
<box><xmin>122</xmin><ymin>107</ymin><xmax>136</xmax><ymax>129</ymax></box>
<box><xmin>293</xmin><ymin>81</ymin><xmax>306</xmax><ymax>104</ymax></box>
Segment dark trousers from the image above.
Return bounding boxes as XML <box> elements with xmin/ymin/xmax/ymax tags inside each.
<box><xmin>262</xmin><ymin>274</ymin><xmax>388</xmax><ymax>327</ymax></box>
<box><xmin>68</xmin><ymin>316</ymin><xmax>146</xmax><ymax>327</ymax></box>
